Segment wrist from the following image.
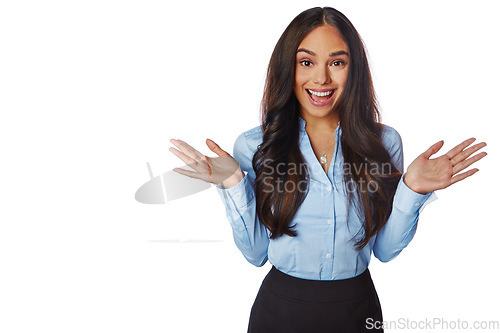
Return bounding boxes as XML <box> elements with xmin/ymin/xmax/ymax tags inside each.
<box><xmin>403</xmin><ymin>173</ymin><xmax>425</xmax><ymax>194</ymax></box>
<box><xmin>221</xmin><ymin>169</ymin><xmax>245</xmax><ymax>189</ymax></box>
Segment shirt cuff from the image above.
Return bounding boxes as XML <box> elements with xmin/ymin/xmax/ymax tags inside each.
<box><xmin>215</xmin><ymin>172</ymin><xmax>255</xmax><ymax>210</ymax></box>
<box><xmin>393</xmin><ymin>173</ymin><xmax>438</xmax><ymax>215</ymax></box>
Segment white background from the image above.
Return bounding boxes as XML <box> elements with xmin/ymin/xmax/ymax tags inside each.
<box><xmin>1</xmin><ymin>0</ymin><xmax>498</xmax><ymax>332</ymax></box>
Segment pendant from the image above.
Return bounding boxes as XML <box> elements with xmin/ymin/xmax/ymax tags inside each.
<box><xmin>320</xmin><ymin>154</ymin><xmax>327</xmax><ymax>164</ymax></box>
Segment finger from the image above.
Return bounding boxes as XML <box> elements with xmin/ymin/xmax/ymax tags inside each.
<box><xmin>169</xmin><ymin>146</ymin><xmax>197</xmax><ymax>166</ymax></box>
<box><xmin>170</xmin><ymin>139</ymin><xmax>205</xmax><ymax>162</ymax></box>
<box><xmin>450</xmin><ymin>141</ymin><xmax>487</xmax><ymax>165</ymax></box>
<box><xmin>421</xmin><ymin>140</ymin><xmax>445</xmax><ymax>159</ymax></box>
<box><xmin>172</xmin><ymin>167</ymin><xmax>201</xmax><ymax>179</ymax></box>
<box><xmin>206</xmin><ymin>139</ymin><xmax>230</xmax><ymax>157</ymax></box>
<box><xmin>445</xmin><ymin>137</ymin><xmax>476</xmax><ymax>160</ymax></box>
<box><xmin>452</xmin><ymin>151</ymin><xmax>487</xmax><ymax>174</ymax></box>
<box><xmin>450</xmin><ymin>168</ymin><xmax>479</xmax><ymax>186</ymax></box>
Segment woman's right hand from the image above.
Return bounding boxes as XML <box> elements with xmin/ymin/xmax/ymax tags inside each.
<box><xmin>169</xmin><ymin>138</ymin><xmax>245</xmax><ymax>189</ymax></box>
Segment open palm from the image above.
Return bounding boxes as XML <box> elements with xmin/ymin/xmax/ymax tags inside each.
<box><xmin>169</xmin><ymin>138</ymin><xmax>244</xmax><ymax>188</ymax></box>
<box><xmin>404</xmin><ymin>138</ymin><xmax>487</xmax><ymax>194</ymax></box>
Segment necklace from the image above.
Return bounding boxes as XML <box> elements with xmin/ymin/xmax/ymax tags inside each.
<box><xmin>305</xmin><ymin>120</ymin><xmax>339</xmax><ymax>166</ymax></box>
<box><xmin>319</xmin><ymin>127</ymin><xmax>336</xmax><ymax>165</ymax></box>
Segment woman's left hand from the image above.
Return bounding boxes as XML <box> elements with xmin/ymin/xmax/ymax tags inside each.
<box><xmin>404</xmin><ymin>138</ymin><xmax>487</xmax><ymax>194</ymax></box>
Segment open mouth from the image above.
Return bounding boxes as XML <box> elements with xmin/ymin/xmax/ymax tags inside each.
<box><xmin>306</xmin><ymin>89</ymin><xmax>335</xmax><ymax>105</ymax></box>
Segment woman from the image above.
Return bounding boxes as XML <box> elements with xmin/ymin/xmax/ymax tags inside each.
<box><xmin>168</xmin><ymin>7</ymin><xmax>487</xmax><ymax>332</ymax></box>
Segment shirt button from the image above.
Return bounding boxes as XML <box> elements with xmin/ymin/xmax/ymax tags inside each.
<box><xmin>414</xmin><ymin>202</ymin><xmax>420</xmax><ymax>207</ymax></box>
<box><xmin>325</xmin><ymin>253</ymin><xmax>332</xmax><ymax>259</ymax></box>
<box><xmin>234</xmin><ymin>193</ymin><xmax>241</xmax><ymax>199</ymax></box>
<box><xmin>325</xmin><ymin>185</ymin><xmax>332</xmax><ymax>192</ymax></box>
<box><xmin>239</xmin><ymin>227</ymin><xmax>244</xmax><ymax>231</ymax></box>
<box><xmin>327</xmin><ymin>219</ymin><xmax>333</xmax><ymax>224</ymax></box>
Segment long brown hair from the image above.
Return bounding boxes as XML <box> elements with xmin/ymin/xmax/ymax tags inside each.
<box><xmin>253</xmin><ymin>7</ymin><xmax>402</xmax><ymax>250</ymax></box>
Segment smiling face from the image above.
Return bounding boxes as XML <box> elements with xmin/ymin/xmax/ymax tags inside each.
<box><xmin>293</xmin><ymin>25</ymin><xmax>349</xmax><ymax>122</ymax></box>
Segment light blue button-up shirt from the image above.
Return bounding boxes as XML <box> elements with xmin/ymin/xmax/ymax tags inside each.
<box><xmin>216</xmin><ymin>116</ymin><xmax>438</xmax><ymax>280</ymax></box>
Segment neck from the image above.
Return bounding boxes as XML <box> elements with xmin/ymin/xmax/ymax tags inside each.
<box><xmin>300</xmin><ymin>112</ymin><xmax>339</xmax><ymax>135</ymax></box>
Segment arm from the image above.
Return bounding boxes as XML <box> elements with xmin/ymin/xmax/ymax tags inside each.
<box><xmin>215</xmin><ymin>132</ymin><xmax>269</xmax><ymax>267</ymax></box>
<box><xmin>373</xmin><ymin>127</ymin><xmax>488</xmax><ymax>262</ymax></box>
<box><xmin>373</xmin><ymin>127</ymin><xmax>438</xmax><ymax>262</ymax></box>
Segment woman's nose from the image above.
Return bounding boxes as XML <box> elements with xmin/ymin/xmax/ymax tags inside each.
<box><xmin>313</xmin><ymin>65</ymin><xmax>332</xmax><ymax>85</ymax></box>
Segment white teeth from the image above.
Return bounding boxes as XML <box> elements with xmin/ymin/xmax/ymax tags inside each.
<box><xmin>308</xmin><ymin>89</ymin><xmax>333</xmax><ymax>97</ymax></box>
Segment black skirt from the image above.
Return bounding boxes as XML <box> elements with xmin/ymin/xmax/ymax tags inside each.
<box><xmin>247</xmin><ymin>266</ymin><xmax>383</xmax><ymax>333</ymax></box>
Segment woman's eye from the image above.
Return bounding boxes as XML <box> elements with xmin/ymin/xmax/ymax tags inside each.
<box><xmin>299</xmin><ymin>60</ymin><xmax>345</xmax><ymax>67</ymax></box>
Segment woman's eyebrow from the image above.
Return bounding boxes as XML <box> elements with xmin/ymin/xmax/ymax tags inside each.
<box><xmin>296</xmin><ymin>48</ymin><xmax>349</xmax><ymax>57</ymax></box>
